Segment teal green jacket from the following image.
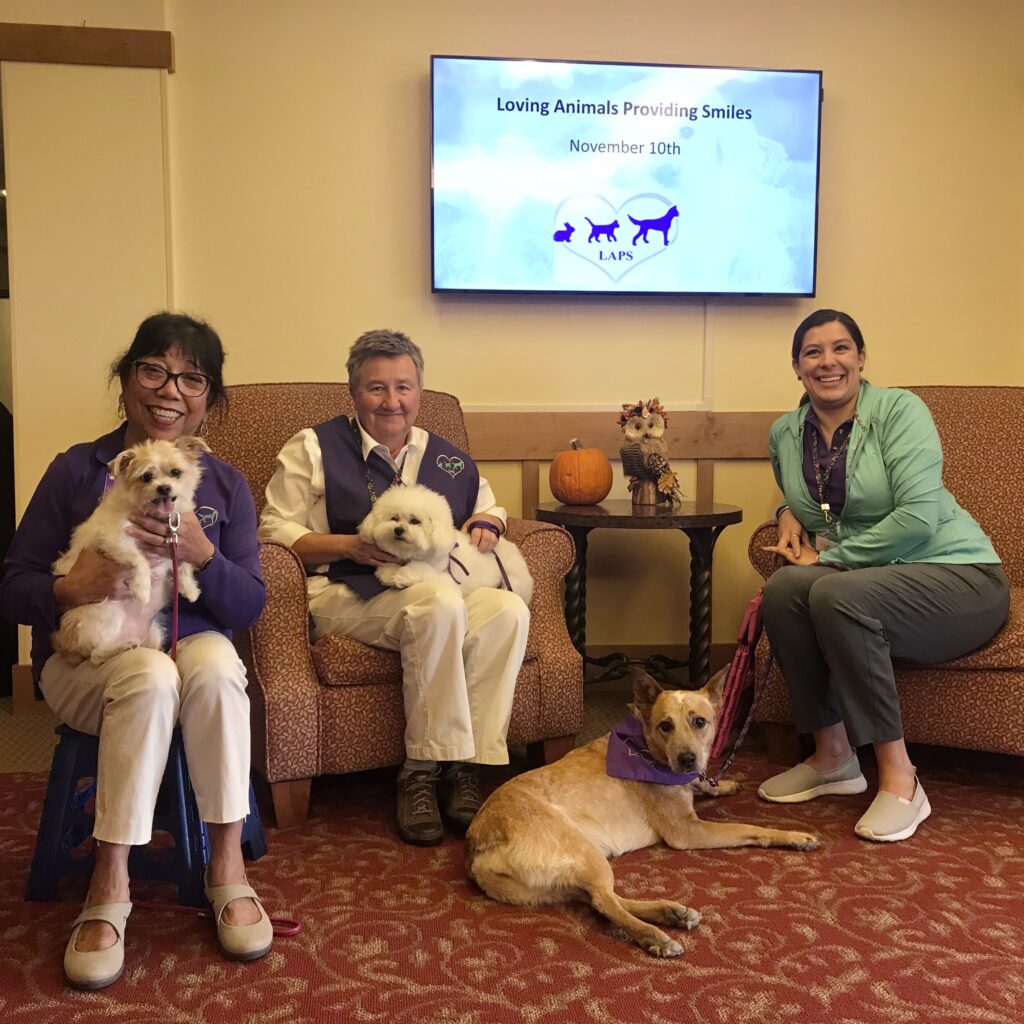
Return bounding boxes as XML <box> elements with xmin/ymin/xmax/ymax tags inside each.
<box><xmin>769</xmin><ymin>382</ymin><xmax>1000</xmax><ymax>569</ymax></box>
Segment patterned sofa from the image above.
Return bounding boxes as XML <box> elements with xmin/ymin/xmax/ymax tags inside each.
<box><xmin>748</xmin><ymin>386</ymin><xmax>1024</xmax><ymax>761</ymax></box>
<box><xmin>207</xmin><ymin>383</ymin><xmax>583</xmax><ymax>826</ymax></box>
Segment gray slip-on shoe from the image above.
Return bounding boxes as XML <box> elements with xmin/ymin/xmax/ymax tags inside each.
<box><xmin>758</xmin><ymin>754</ymin><xmax>868</xmax><ymax>803</ymax></box>
<box><xmin>854</xmin><ymin>780</ymin><xmax>931</xmax><ymax>842</ymax></box>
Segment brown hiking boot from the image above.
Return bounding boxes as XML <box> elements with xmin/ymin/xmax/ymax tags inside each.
<box><xmin>440</xmin><ymin>762</ymin><xmax>481</xmax><ymax>832</ymax></box>
<box><xmin>396</xmin><ymin>767</ymin><xmax>443</xmax><ymax>846</ymax></box>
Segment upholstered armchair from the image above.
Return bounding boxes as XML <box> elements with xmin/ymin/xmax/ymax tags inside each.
<box><xmin>748</xmin><ymin>386</ymin><xmax>1024</xmax><ymax>761</ymax></box>
<box><xmin>207</xmin><ymin>383</ymin><xmax>583</xmax><ymax>826</ymax></box>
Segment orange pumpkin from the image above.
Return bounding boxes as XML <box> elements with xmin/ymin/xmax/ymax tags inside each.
<box><xmin>549</xmin><ymin>439</ymin><xmax>613</xmax><ymax>505</ymax></box>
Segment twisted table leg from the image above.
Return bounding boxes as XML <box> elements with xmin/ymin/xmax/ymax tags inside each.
<box><xmin>682</xmin><ymin>526</ymin><xmax>728</xmax><ymax>686</ymax></box>
<box><xmin>563</xmin><ymin>527</ymin><xmax>590</xmax><ymax>657</ymax></box>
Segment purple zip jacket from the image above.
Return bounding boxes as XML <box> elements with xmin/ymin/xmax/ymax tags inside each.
<box><xmin>0</xmin><ymin>425</ymin><xmax>266</xmax><ymax>681</ymax></box>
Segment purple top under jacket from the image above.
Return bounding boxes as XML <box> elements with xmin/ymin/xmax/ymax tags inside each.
<box><xmin>801</xmin><ymin>406</ymin><xmax>854</xmax><ymax>520</ymax></box>
<box><xmin>0</xmin><ymin>425</ymin><xmax>266</xmax><ymax>682</ymax></box>
<box><xmin>313</xmin><ymin>415</ymin><xmax>480</xmax><ymax>599</ymax></box>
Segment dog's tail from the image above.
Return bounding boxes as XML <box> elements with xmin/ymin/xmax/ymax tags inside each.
<box><xmin>628</xmin><ymin>214</ymin><xmax>642</xmax><ymax>225</ymax></box>
<box><xmin>585</xmin><ymin>217</ymin><xmax>595</xmax><ymax>227</ymax></box>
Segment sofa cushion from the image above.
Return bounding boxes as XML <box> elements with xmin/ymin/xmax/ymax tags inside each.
<box><xmin>312</xmin><ymin>634</ymin><xmax>402</xmax><ymax>686</ymax></box>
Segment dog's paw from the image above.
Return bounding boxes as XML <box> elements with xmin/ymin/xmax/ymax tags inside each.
<box><xmin>663</xmin><ymin>904</ymin><xmax>701</xmax><ymax>930</ymax></box>
<box><xmin>639</xmin><ymin>930</ymin><xmax>684</xmax><ymax>958</ymax></box>
<box><xmin>787</xmin><ymin>831</ymin><xmax>820</xmax><ymax>850</ymax></box>
<box><xmin>697</xmin><ymin>778</ymin><xmax>741</xmax><ymax>798</ymax></box>
<box><xmin>179</xmin><ymin>575</ymin><xmax>201</xmax><ymax>602</ymax></box>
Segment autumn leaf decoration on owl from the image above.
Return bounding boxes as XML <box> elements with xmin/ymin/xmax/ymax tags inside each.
<box><xmin>617</xmin><ymin>397</ymin><xmax>682</xmax><ymax>505</ymax></box>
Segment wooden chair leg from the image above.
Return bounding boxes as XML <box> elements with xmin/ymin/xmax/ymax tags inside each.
<box><xmin>763</xmin><ymin>722</ymin><xmax>802</xmax><ymax>766</ymax></box>
<box><xmin>526</xmin><ymin>734</ymin><xmax>576</xmax><ymax>768</ymax></box>
<box><xmin>269</xmin><ymin>778</ymin><xmax>312</xmax><ymax>829</ymax></box>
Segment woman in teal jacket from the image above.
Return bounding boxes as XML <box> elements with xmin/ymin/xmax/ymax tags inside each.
<box><xmin>759</xmin><ymin>309</ymin><xmax>1008</xmax><ymax>842</ymax></box>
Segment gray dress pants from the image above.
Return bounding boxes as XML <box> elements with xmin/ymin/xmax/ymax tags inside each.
<box><xmin>761</xmin><ymin>562</ymin><xmax>1009</xmax><ymax>747</ymax></box>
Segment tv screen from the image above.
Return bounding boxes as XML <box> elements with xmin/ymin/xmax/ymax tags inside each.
<box><xmin>431</xmin><ymin>56</ymin><xmax>823</xmax><ymax>296</ymax></box>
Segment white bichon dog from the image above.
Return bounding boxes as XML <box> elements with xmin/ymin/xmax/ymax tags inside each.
<box><xmin>358</xmin><ymin>483</ymin><xmax>534</xmax><ymax>605</ymax></box>
<box><xmin>51</xmin><ymin>436</ymin><xmax>209</xmax><ymax>665</ymax></box>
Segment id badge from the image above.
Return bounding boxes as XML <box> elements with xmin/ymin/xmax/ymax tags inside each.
<box><xmin>814</xmin><ymin>534</ymin><xmax>835</xmax><ymax>553</ymax></box>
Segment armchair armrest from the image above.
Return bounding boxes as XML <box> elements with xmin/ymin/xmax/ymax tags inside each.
<box><xmin>748</xmin><ymin>520</ymin><xmax>786</xmax><ymax>581</ymax></box>
<box><xmin>235</xmin><ymin>540</ymin><xmax>321</xmax><ymax>782</ymax></box>
<box><xmin>504</xmin><ymin>517</ymin><xmax>583</xmax><ymax>737</ymax></box>
<box><xmin>505</xmin><ymin>516</ymin><xmax>576</xmax><ymax>658</ymax></box>
<box><xmin>506</xmin><ymin>517</ymin><xmax>575</xmax><ymax>580</ymax></box>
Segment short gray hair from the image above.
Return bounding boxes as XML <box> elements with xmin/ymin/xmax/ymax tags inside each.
<box><xmin>346</xmin><ymin>329</ymin><xmax>424</xmax><ymax>387</ymax></box>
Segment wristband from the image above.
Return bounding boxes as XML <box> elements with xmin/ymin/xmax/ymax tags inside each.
<box><xmin>775</xmin><ymin>504</ymin><xmax>790</xmax><ymax>520</ymax></box>
<box><xmin>468</xmin><ymin>519</ymin><xmax>501</xmax><ymax>538</ymax></box>
<box><xmin>196</xmin><ymin>552</ymin><xmax>216</xmax><ymax>572</ymax></box>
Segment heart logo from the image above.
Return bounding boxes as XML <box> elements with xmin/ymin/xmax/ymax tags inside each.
<box><xmin>437</xmin><ymin>455</ymin><xmax>465</xmax><ymax>478</ymax></box>
<box><xmin>552</xmin><ymin>193</ymin><xmax>679</xmax><ymax>284</ymax></box>
<box><xmin>195</xmin><ymin>506</ymin><xmax>219</xmax><ymax>529</ymax></box>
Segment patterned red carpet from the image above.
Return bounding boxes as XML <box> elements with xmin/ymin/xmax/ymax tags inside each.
<box><xmin>1</xmin><ymin>748</ymin><xmax>1022</xmax><ymax>1024</ymax></box>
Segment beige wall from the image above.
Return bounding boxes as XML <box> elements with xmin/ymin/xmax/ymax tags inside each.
<box><xmin>3</xmin><ymin>59</ymin><xmax>168</xmax><ymax>509</ymax></box>
<box><xmin>3</xmin><ymin>0</ymin><xmax>1023</xmax><ymax>650</ymax></box>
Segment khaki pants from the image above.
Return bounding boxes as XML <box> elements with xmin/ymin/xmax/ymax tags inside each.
<box><xmin>309</xmin><ymin>580</ymin><xmax>529</xmax><ymax>764</ymax></box>
<box><xmin>40</xmin><ymin>631</ymin><xmax>251</xmax><ymax>846</ymax></box>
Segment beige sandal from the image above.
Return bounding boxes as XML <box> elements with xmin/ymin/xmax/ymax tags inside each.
<box><xmin>204</xmin><ymin>882</ymin><xmax>273</xmax><ymax>961</ymax></box>
<box><xmin>63</xmin><ymin>901</ymin><xmax>132</xmax><ymax>990</ymax></box>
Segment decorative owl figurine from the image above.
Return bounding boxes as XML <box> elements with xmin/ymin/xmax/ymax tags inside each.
<box><xmin>617</xmin><ymin>398</ymin><xmax>682</xmax><ymax>504</ymax></box>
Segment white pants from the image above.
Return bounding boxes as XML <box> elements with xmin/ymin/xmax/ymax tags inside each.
<box><xmin>39</xmin><ymin>631</ymin><xmax>251</xmax><ymax>846</ymax></box>
<box><xmin>309</xmin><ymin>581</ymin><xmax>529</xmax><ymax>764</ymax></box>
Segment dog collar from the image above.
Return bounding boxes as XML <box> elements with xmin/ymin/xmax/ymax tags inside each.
<box><xmin>606</xmin><ymin>716</ymin><xmax>703</xmax><ymax>786</ymax></box>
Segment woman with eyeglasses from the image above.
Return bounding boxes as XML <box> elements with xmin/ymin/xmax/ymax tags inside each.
<box><xmin>757</xmin><ymin>308</ymin><xmax>1009</xmax><ymax>842</ymax></box>
<box><xmin>0</xmin><ymin>312</ymin><xmax>271</xmax><ymax>988</ymax></box>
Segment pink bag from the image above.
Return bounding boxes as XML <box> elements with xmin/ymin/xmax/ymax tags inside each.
<box><xmin>710</xmin><ymin>591</ymin><xmax>765</xmax><ymax>760</ymax></box>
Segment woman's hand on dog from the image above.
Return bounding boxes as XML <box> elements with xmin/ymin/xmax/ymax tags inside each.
<box><xmin>128</xmin><ymin>509</ymin><xmax>216</xmax><ymax>568</ymax></box>
<box><xmin>54</xmin><ymin>549</ymin><xmax>132</xmax><ymax>609</ymax></box>
<box><xmin>337</xmin><ymin>534</ymin><xmax>398</xmax><ymax>567</ymax></box>
<box><xmin>462</xmin><ymin>513</ymin><xmax>503</xmax><ymax>553</ymax></box>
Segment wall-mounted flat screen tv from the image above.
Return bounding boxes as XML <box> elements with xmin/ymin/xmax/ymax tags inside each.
<box><xmin>431</xmin><ymin>55</ymin><xmax>823</xmax><ymax>296</ymax></box>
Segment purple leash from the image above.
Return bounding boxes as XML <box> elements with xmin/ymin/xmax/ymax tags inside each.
<box><xmin>448</xmin><ymin>541</ymin><xmax>515</xmax><ymax>594</ymax></box>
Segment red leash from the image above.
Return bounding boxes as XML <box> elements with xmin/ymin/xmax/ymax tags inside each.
<box><xmin>162</xmin><ymin>511</ymin><xmax>301</xmax><ymax>939</ymax></box>
<box><xmin>167</xmin><ymin>511</ymin><xmax>181</xmax><ymax>661</ymax></box>
<box><xmin>130</xmin><ymin>897</ymin><xmax>302</xmax><ymax>936</ymax></box>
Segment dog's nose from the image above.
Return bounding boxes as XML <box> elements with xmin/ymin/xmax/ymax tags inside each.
<box><xmin>157</xmin><ymin>484</ymin><xmax>172</xmax><ymax>496</ymax></box>
<box><xmin>677</xmin><ymin>752</ymin><xmax>697</xmax><ymax>771</ymax></box>
<box><xmin>393</xmin><ymin>525</ymin><xmax>405</xmax><ymax>537</ymax></box>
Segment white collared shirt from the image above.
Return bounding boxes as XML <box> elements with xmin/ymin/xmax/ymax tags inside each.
<box><xmin>259</xmin><ymin>420</ymin><xmax>506</xmax><ymax>594</ymax></box>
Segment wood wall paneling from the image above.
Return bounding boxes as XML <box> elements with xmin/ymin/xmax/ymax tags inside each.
<box><xmin>0</xmin><ymin>22</ymin><xmax>174</xmax><ymax>71</ymax></box>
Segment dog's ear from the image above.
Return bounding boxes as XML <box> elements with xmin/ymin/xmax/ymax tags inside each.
<box><xmin>700</xmin><ymin>667</ymin><xmax>728</xmax><ymax>712</ymax></box>
<box><xmin>175</xmin><ymin>435</ymin><xmax>211</xmax><ymax>457</ymax></box>
<box><xmin>629</xmin><ymin>668</ymin><xmax>662</xmax><ymax>718</ymax></box>
<box><xmin>109</xmin><ymin>448</ymin><xmax>137</xmax><ymax>478</ymax></box>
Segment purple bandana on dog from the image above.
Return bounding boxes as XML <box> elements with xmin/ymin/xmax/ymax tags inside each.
<box><xmin>606</xmin><ymin>716</ymin><xmax>702</xmax><ymax>786</ymax></box>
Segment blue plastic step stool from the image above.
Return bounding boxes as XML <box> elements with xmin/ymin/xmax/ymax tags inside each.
<box><xmin>26</xmin><ymin>725</ymin><xmax>266</xmax><ymax>907</ymax></box>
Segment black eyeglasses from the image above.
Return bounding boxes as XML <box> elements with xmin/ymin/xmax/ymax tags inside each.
<box><xmin>133</xmin><ymin>361</ymin><xmax>211</xmax><ymax>398</ymax></box>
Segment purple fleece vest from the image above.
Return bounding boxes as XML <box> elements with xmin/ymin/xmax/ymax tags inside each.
<box><xmin>313</xmin><ymin>416</ymin><xmax>480</xmax><ymax>598</ymax></box>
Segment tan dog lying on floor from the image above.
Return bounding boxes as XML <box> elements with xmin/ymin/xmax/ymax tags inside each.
<box><xmin>466</xmin><ymin>669</ymin><xmax>819</xmax><ymax>957</ymax></box>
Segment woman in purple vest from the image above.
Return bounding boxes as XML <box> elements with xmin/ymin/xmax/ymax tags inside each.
<box><xmin>0</xmin><ymin>313</ymin><xmax>272</xmax><ymax>988</ymax></box>
<box><xmin>260</xmin><ymin>329</ymin><xmax>529</xmax><ymax>846</ymax></box>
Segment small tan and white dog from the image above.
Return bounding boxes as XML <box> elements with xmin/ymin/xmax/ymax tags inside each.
<box><xmin>51</xmin><ymin>436</ymin><xmax>209</xmax><ymax>665</ymax></box>
<box><xmin>466</xmin><ymin>669</ymin><xmax>819</xmax><ymax>957</ymax></box>
<box><xmin>358</xmin><ymin>483</ymin><xmax>534</xmax><ymax>604</ymax></box>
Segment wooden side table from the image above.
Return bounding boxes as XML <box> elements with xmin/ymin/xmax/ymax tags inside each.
<box><xmin>534</xmin><ymin>500</ymin><xmax>743</xmax><ymax>687</ymax></box>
